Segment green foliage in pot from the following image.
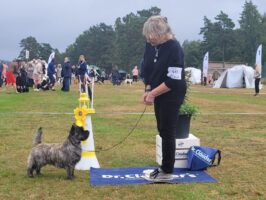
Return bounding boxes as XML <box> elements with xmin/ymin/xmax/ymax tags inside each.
<box><xmin>179</xmin><ymin>102</ymin><xmax>199</xmax><ymax>117</ymax></box>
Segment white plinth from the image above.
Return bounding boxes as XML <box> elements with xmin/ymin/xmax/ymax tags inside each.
<box><xmin>156</xmin><ymin>134</ymin><xmax>200</xmax><ymax>168</ymax></box>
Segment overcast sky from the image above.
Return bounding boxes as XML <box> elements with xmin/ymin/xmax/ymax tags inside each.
<box><xmin>0</xmin><ymin>0</ymin><xmax>265</xmax><ymax>61</ymax></box>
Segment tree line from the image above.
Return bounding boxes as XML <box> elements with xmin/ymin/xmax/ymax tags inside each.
<box><xmin>184</xmin><ymin>1</ymin><xmax>266</xmax><ymax>68</ymax></box>
<box><xmin>18</xmin><ymin>1</ymin><xmax>266</xmax><ymax>73</ymax></box>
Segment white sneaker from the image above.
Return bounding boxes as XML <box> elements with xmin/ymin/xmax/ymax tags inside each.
<box><xmin>143</xmin><ymin>168</ymin><xmax>173</xmax><ymax>182</ymax></box>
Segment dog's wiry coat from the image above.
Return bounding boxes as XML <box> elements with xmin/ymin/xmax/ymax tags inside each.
<box><xmin>27</xmin><ymin>124</ymin><xmax>89</xmax><ymax>179</ymax></box>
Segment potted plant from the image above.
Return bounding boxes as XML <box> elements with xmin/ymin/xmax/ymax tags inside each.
<box><xmin>176</xmin><ymin>71</ymin><xmax>199</xmax><ymax>139</ymax></box>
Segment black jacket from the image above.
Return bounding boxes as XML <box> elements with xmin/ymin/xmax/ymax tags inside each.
<box><xmin>142</xmin><ymin>39</ymin><xmax>187</xmax><ymax>102</ymax></box>
<box><xmin>62</xmin><ymin>62</ymin><xmax>72</xmax><ymax>78</ymax></box>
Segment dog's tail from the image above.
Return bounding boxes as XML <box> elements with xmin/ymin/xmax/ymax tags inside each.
<box><xmin>33</xmin><ymin>127</ymin><xmax>42</xmax><ymax>146</ymax></box>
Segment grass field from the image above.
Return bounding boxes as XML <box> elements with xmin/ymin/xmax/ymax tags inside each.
<box><xmin>0</xmin><ymin>82</ymin><xmax>265</xmax><ymax>200</ymax></box>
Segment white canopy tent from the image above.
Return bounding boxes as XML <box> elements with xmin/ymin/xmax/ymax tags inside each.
<box><xmin>185</xmin><ymin>67</ymin><xmax>201</xmax><ymax>84</ymax></box>
<box><xmin>213</xmin><ymin>65</ymin><xmax>255</xmax><ymax>88</ymax></box>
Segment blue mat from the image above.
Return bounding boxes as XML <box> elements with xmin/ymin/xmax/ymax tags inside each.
<box><xmin>90</xmin><ymin>167</ymin><xmax>216</xmax><ymax>186</ymax></box>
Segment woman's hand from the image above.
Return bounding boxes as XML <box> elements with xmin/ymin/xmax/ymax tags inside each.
<box><xmin>145</xmin><ymin>92</ymin><xmax>155</xmax><ymax>105</ymax></box>
<box><xmin>142</xmin><ymin>92</ymin><xmax>149</xmax><ymax>104</ymax></box>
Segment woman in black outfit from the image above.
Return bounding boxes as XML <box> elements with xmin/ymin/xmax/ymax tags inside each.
<box><xmin>142</xmin><ymin>16</ymin><xmax>187</xmax><ymax>182</ymax></box>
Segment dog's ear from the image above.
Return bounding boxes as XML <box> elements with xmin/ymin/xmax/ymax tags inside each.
<box><xmin>70</xmin><ymin>124</ymin><xmax>76</xmax><ymax>135</ymax></box>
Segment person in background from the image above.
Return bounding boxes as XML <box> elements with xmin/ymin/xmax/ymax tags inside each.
<box><xmin>56</xmin><ymin>64</ymin><xmax>62</xmax><ymax>83</ymax></box>
<box><xmin>12</xmin><ymin>61</ymin><xmax>19</xmax><ymax>78</ymax></box>
<box><xmin>1</xmin><ymin>63</ymin><xmax>7</xmax><ymax>89</ymax></box>
<box><xmin>78</xmin><ymin>55</ymin><xmax>88</xmax><ymax>93</ymax></box>
<box><xmin>32</xmin><ymin>60</ymin><xmax>43</xmax><ymax>91</ymax></box>
<box><xmin>16</xmin><ymin>65</ymin><xmax>28</xmax><ymax>93</ymax></box>
<box><xmin>71</xmin><ymin>64</ymin><xmax>77</xmax><ymax>84</ymax></box>
<box><xmin>254</xmin><ymin>64</ymin><xmax>261</xmax><ymax>96</ymax></box>
<box><xmin>89</xmin><ymin>67</ymin><xmax>96</xmax><ymax>79</ymax></box>
<box><xmin>61</xmin><ymin>57</ymin><xmax>72</xmax><ymax>92</ymax></box>
<box><xmin>47</xmin><ymin>58</ymin><xmax>56</xmax><ymax>91</ymax></box>
<box><xmin>132</xmin><ymin>66</ymin><xmax>139</xmax><ymax>82</ymax></box>
<box><xmin>41</xmin><ymin>60</ymin><xmax>46</xmax><ymax>75</ymax></box>
<box><xmin>37</xmin><ymin>75</ymin><xmax>50</xmax><ymax>91</ymax></box>
<box><xmin>0</xmin><ymin>61</ymin><xmax>3</xmax><ymax>87</ymax></box>
<box><xmin>203</xmin><ymin>75</ymin><xmax>207</xmax><ymax>86</ymax></box>
<box><xmin>139</xmin><ymin>58</ymin><xmax>144</xmax><ymax>81</ymax></box>
<box><xmin>111</xmin><ymin>66</ymin><xmax>120</xmax><ymax>85</ymax></box>
<box><xmin>100</xmin><ymin>70</ymin><xmax>106</xmax><ymax>83</ymax></box>
<box><xmin>5</xmin><ymin>64</ymin><xmax>18</xmax><ymax>93</ymax></box>
<box><xmin>141</xmin><ymin>15</ymin><xmax>187</xmax><ymax>182</ymax></box>
<box><xmin>26</xmin><ymin>62</ymin><xmax>34</xmax><ymax>88</ymax></box>
<box><xmin>208</xmin><ymin>74</ymin><xmax>212</xmax><ymax>84</ymax></box>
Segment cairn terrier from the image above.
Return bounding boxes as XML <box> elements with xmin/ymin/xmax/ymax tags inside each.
<box><xmin>27</xmin><ymin>124</ymin><xmax>89</xmax><ymax>179</ymax></box>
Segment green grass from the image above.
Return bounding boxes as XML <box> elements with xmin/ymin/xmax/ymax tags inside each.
<box><xmin>0</xmin><ymin>82</ymin><xmax>265</xmax><ymax>200</ymax></box>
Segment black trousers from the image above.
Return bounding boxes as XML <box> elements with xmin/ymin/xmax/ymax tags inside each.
<box><xmin>255</xmin><ymin>78</ymin><xmax>260</xmax><ymax>94</ymax></box>
<box><xmin>62</xmin><ymin>77</ymin><xmax>70</xmax><ymax>91</ymax></box>
<box><xmin>79</xmin><ymin>75</ymin><xmax>86</xmax><ymax>92</ymax></box>
<box><xmin>48</xmin><ymin>74</ymin><xmax>55</xmax><ymax>88</ymax></box>
<box><xmin>203</xmin><ymin>77</ymin><xmax>207</xmax><ymax>86</ymax></box>
<box><xmin>132</xmin><ymin>75</ymin><xmax>138</xmax><ymax>82</ymax></box>
<box><xmin>154</xmin><ymin>99</ymin><xmax>182</xmax><ymax>173</ymax></box>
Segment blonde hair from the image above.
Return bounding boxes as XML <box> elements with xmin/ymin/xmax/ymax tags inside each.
<box><xmin>79</xmin><ymin>55</ymin><xmax>85</xmax><ymax>62</ymax></box>
<box><xmin>64</xmin><ymin>57</ymin><xmax>70</xmax><ymax>62</ymax></box>
<box><xmin>143</xmin><ymin>15</ymin><xmax>173</xmax><ymax>39</ymax></box>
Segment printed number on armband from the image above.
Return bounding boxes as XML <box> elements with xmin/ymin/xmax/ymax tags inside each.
<box><xmin>167</xmin><ymin>67</ymin><xmax>182</xmax><ymax>80</ymax></box>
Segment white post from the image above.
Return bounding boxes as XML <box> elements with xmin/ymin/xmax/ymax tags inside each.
<box><xmin>75</xmin><ymin>115</ymin><xmax>100</xmax><ymax>170</ymax></box>
<box><xmin>91</xmin><ymin>77</ymin><xmax>94</xmax><ymax>109</ymax></box>
<box><xmin>78</xmin><ymin>75</ymin><xmax>81</xmax><ymax>94</ymax></box>
<box><xmin>85</xmin><ymin>75</ymin><xmax>88</xmax><ymax>95</ymax></box>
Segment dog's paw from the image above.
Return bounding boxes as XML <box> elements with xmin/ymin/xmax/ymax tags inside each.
<box><xmin>28</xmin><ymin>174</ymin><xmax>34</xmax><ymax>178</ymax></box>
<box><xmin>27</xmin><ymin>169</ymin><xmax>34</xmax><ymax>178</ymax></box>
